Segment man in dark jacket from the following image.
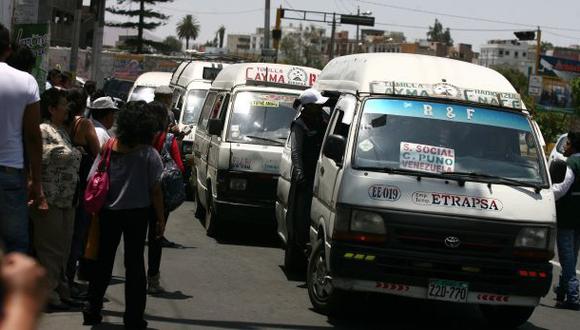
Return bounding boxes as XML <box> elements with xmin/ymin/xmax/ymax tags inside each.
<box><xmin>286</xmin><ymin>89</ymin><xmax>329</xmax><ymax>267</ymax></box>
<box><xmin>552</xmin><ymin>131</ymin><xmax>580</xmax><ymax>311</ymax></box>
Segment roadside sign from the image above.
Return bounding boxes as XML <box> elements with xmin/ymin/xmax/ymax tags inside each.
<box><xmin>528</xmin><ymin>75</ymin><xmax>542</xmax><ymax>97</ymax></box>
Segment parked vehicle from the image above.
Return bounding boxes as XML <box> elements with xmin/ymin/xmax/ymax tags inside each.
<box><xmin>169</xmin><ymin>61</ymin><xmax>230</xmax><ymax>198</ymax></box>
<box><xmin>103</xmin><ymin>78</ymin><xmax>134</xmax><ymax>102</ymax></box>
<box><xmin>192</xmin><ymin>63</ymin><xmax>321</xmax><ymax>236</ymax></box>
<box><xmin>276</xmin><ymin>53</ymin><xmax>555</xmax><ymax>327</ymax></box>
<box><xmin>127</xmin><ymin>72</ymin><xmax>172</xmax><ymax>103</ymax></box>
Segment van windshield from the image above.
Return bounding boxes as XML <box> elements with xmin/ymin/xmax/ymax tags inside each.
<box><xmin>227</xmin><ymin>91</ymin><xmax>297</xmax><ymax>146</ymax></box>
<box><xmin>129</xmin><ymin>86</ymin><xmax>155</xmax><ymax>102</ymax></box>
<box><xmin>182</xmin><ymin>89</ymin><xmax>207</xmax><ymax>125</ymax></box>
<box><xmin>355</xmin><ymin>98</ymin><xmax>547</xmax><ymax>185</ymax></box>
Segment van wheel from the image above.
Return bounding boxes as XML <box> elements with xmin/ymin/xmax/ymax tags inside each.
<box><xmin>284</xmin><ymin>240</ymin><xmax>306</xmax><ymax>274</ymax></box>
<box><xmin>307</xmin><ymin>238</ymin><xmax>346</xmax><ymax>315</ymax></box>
<box><xmin>194</xmin><ymin>190</ymin><xmax>205</xmax><ymax>220</ymax></box>
<box><xmin>480</xmin><ymin>305</ymin><xmax>535</xmax><ymax>328</ymax></box>
<box><xmin>205</xmin><ymin>196</ymin><xmax>221</xmax><ymax>237</ymax></box>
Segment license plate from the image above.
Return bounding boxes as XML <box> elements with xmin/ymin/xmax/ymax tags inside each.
<box><xmin>427</xmin><ymin>279</ymin><xmax>469</xmax><ymax>303</ymax></box>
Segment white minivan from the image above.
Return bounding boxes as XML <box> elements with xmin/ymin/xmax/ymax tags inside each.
<box><xmin>169</xmin><ymin>61</ymin><xmax>230</xmax><ymax>196</ymax></box>
<box><xmin>127</xmin><ymin>71</ymin><xmax>172</xmax><ymax>103</ymax></box>
<box><xmin>276</xmin><ymin>53</ymin><xmax>555</xmax><ymax>327</ymax></box>
<box><xmin>192</xmin><ymin>63</ymin><xmax>321</xmax><ymax>236</ymax></box>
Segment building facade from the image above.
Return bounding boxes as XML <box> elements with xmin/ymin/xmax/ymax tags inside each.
<box><xmin>479</xmin><ymin>39</ymin><xmax>536</xmax><ymax>76</ymax></box>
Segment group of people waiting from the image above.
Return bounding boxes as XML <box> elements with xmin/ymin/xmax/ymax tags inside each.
<box><xmin>0</xmin><ymin>23</ymin><xmax>185</xmax><ymax>329</ymax></box>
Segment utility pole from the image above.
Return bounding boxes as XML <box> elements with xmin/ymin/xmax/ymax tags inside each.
<box><xmin>138</xmin><ymin>0</ymin><xmax>144</xmax><ymax>54</ymax></box>
<box><xmin>70</xmin><ymin>0</ymin><xmax>83</xmax><ymax>76</ymax></box>
<box><xmin>356</xmin><ymin>6</ymin><xmax>359</xmax><ymax>46</ymax></box>
<box><xmin>264</xmin><ymin>0</ymin><xmax>271</xmax><ymax>51</ymax></box>
<box><xmin>328</xmin><ymin>13</ymin><xmax>336</xmax><ymax>60</ymax></box>
<box><xmin>91</xmin><ymin>0</ymin><xmax>105</xmax><ymax>87</ymax></box>
<box><xmin>535</xmin><ymin>26</ymin><xmax>542</xmax><ymax>75</ymax></box>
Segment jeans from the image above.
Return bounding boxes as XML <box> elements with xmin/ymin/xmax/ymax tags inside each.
<box><xmin>556</xmin><ymin>228</ymin><xmax>580</xmax><ymax>304</ymax></box>
<box><xmin>88</xmin><ymin>208</ymin><xmax>148</xmax><ymax>326</ymax></box>
<box><xmin>0</xmin><ymin>169</ymin><xmax>29</xmax><ymax>253</ymax></box>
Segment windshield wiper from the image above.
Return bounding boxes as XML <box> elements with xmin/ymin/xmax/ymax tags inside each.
<box><xmin>245</xmin><ymin>135</ymin><xmax>285</xmax><ymax>146</ymax></box>
<box><xmin>441</xmin><ymin>171</ymin><xmax>543</xmax><ymax>193</ymax></box>
<box><xmin>357</xmin><ymin>166</ymin><xmax>436</xmax><ymax>182</ymax></box>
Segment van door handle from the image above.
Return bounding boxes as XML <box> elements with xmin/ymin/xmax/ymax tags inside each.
<box><xmin>320</xmin><ymin>167</ymin><xmax>325</xmax><ymax>176</ymax></box>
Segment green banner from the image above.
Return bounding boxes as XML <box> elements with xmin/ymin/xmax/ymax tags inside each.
<box><xmin>13</xmin><ymin>24</ymin><xmax>49</xmax><ymax>92</ymax></box>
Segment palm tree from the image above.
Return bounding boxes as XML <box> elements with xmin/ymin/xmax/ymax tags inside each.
<box><xmin>217</xmin><ymin>25</ymin><xmax>226</xmax><ymax>48</ymax></box>
<box><xmin>176</xmin><ymin>15</ymin><xmax>200</xmax><ymax>50</ymax></box>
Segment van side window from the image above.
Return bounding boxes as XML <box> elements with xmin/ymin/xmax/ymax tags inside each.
<box><xmin>198</xmin><ymin>91</ymin><xmax>218</xmax><ymax>131</ymax></box>
<box><xmin>210</xmin><ymin>94</ymin><xmax>225</xmax><ymax>120</ymax></box>
<box><xmin>219</xmin><ymin>94</ymin><xmax>230</xmax><ymax>121</ymax></box>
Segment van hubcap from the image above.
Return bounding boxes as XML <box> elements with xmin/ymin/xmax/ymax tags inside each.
<box><xmin>312</xmin><ymin>250</ymin><xmax>332</xmax><ymax>299</ymax></box>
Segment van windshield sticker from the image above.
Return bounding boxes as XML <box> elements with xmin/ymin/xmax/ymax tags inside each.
<box><xmin>364</xmin><ymin>99</ymin><xmax>531</xmax><ymax>132</ymax></box>
<box><xmin>359</xmin><ymin>139</ymin><xmax>374</xmax><ymax>152</ymax></box>
<box><xmin>251</xmin><ymin>100</ymin><xmax>280</xmax><ymax>108</ymax></box>
<box><xmin>370</xmin><ymin>81</ymin><xmax>523</xmax><ymax>110</ymax></box>
<box><xmin>400</xmin><ymin>142</ymin><xmax>455</xmax><ymax>173</ymax></box>
<box><xmin>412</xmin><ymin>191</ymin><xmax>503</xmax><ymax>211</ymax></box>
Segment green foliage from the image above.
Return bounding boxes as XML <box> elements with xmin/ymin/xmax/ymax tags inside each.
<box><xmin>492</xmin><ymin>65</ymin><xmax>571</xmax><ymax>143</ymax></box>
<box><xmin>106</xmin><ymin>0</ymin><xmax>173</xmax><ymax>54</ymax></box>
<box><xmin>427</xmin><ymin>19</ymin><xmax>453</xmax><ymax>46</ymax></box>
<box><xmin>571</xmin><ymin>77</ymin><xmax>580</xmax><ymax>108</ymax></box>
<box><xmin>162</xmin><ymin>36</ymin><xmax>183</xmax><ymax>54</ymax></box>
<box><xmin>176</xmin><ymin>15</ymin><xmax>200</xmax><ymax>50</ymax></box>
<box><xmin>279</xmin><ymin>25</ymin><xmax>324</xmax><ymax>69</ymax></box>
<box><xmin>541</xmin><ymin>41</ymin><xmax>554</xmax><ymax>53</ymax></box>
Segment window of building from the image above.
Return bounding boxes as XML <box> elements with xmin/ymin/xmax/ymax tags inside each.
<box><xmin>514</xmin><ymin>51</ymin><xmax>519</xmax><ymax>58</ymax></box>
<box><xmin>523</xmin><ymin>52</ymin><xmax>527</xmax><ymax>57</ymax></box>
<box><xmin>499</xmin><ymin>50</ymin><xmax>504</xmax><ymax>56</ymax></box>
<box><xmin>505</xmin><ymin>50</ymin><xmax>510</xmax><ymax>56</ymax></box>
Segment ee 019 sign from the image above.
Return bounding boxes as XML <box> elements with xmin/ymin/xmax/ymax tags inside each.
<box><xmin>368</xmin><ymin>184</ymin><xmax>401</xmax><ymax>201</ymax></box>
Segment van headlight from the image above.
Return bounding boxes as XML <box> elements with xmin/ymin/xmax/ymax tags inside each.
<box><xmin>350</xmin><ymin>210</ymin><xmax>386</xmax><ymax>234</ymax></box>
<box><xmin>229</xmin><ymin>178</ymin><xmax>247</xmax><ymax>191</ymax></box>
<box><xmin>514</xmin><ymin>227</ymin><xmax>549</xmax><ymax>249</ymax></box>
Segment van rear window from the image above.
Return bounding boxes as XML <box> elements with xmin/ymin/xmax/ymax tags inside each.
<box><xmin>203</xmin><ymin>67</ymin><xmax>222</xmax><ymax>80</ymax></box>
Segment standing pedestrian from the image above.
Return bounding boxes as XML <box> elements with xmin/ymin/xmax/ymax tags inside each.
<box><xmin>285</xmin><ymin>88</ymin><xmax>329</xmax><ymax>270</ymax></box>
<box><xmin>0</xmin><ymin>24</ymin><xmax>45</xmax><ymax>254</ymax></box>
<box><xmin>89</xmin><ymin>97</ymin><xmax>118</xmax><ymax>147</ymax></box>
<box><xmin>65</xmin><ymin>88</ymin><xmax>100</xmax><ymax>292</ymax></box>
<box><xmin>146</xmin><ymin>101</ymin><xmax>185</xmax><ymax>293</ymax></box>
<box><xmin>32</xmin><ymin>88</ymin><xmax>82</xmax><ymax>310</ymax></box>
<box><xmin>46</xmin><ymin>69</ymin><xmax>62</xmax><ymax>91</ymax></box>
<box><xmin>84</xmin><ymin>101</ymin><xmax>165</xmax><ymax>329</ymax></box>
<box><xmin>552</xmin><ymin>132</ymin><xmax>580</xmax><ymax>311</ymax></box>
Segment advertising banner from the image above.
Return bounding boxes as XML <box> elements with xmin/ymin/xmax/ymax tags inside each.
<box><xmin>13</xmin><ymin>23</ymin><xmax>49</xmax><ymax>92</ymax></box>
<box><xmin>536</xmin><ymin>55</ymin><xmax>579</xmax><ymax>114</ymax></box>
<box><xmin>13</xmin><ymin>0</ymin><xmax>38</xmax><ymax>25</ymax></box>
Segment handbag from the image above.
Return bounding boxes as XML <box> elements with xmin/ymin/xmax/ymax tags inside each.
<box><xmin>84</xmin><ymin>138</ymin><xmax>114</xmax><ymax>213</ymax></box>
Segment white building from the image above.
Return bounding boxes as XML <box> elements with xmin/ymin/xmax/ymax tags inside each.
<box><xmin>479</xmin><ymin>39</ymin><xmax>536</xmax><ymax>76</ymax></box>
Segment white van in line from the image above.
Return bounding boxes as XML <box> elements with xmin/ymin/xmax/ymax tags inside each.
<box><xmin>276</xmin><ymin>53</ymin><xmax>555</xmax><ymax>327</ymax></box>
<box><xmin>169</xmin><ymin>61</ymin><xmax>230</xmax><ymax>196</ymax></box>
<box><xmin>126</xmin><ymin>71</ymin><xmax>172</xmax><ymax>103</ymax></box>
<box><xmin>192</xmin><ymin>63</ymin><xmax>321</xmax><ymax>236</ymax></box>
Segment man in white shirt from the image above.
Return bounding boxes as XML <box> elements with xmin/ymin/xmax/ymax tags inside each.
<box><xmin>89</xmin><ymin>97</ymin><xmax>119</xmax><ymax>147</ymax></box>
<box><xmin>0</xmin><ymin>24</ymin><xmax>46</xmax><ymax>253</ymax></box>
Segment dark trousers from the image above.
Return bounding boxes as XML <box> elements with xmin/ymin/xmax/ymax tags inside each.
<box><xmin>88</xmin><ymin>208</ymin><xmax>148</xmax><ymax>325</ymax></box>
<box><xmin>287</xmin><ymin>179</ymin><xmax>314</xmax><ymax>248</ymax></box>
<box><xmin>66</xmin><ymin>203</ymin><xmax>91</xmax><ymax>283</ymax></box>
<box><xmin>147</xmin><ymin>210</ymin><xmax>168</xmax><ymax>278</ymax></box>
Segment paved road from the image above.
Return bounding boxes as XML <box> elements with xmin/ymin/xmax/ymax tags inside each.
<box><xmin>40</xmin><ymin>201</ymin><xmax>580</xmax><ymax>330</ymax></box>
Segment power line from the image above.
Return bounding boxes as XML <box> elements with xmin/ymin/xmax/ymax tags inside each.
<box><xmin>283</xmin><ymin>0</ymin><xmax>294</xmax><ymax>10</ymax></box>
<box><xmin>157</xmin><ymin>5</ymin><xmax>262</xmax><ymax>15</ymax></box>
<box><xmin>375</xmin><ymin>22</ymin><xmax>530</xmax><ymax>33</ymax></box>
<box><xmin>355</xmin><ymin>0</ymin><xmax>580</xmax><ymax>32</ymax></box>
<box><xmin>544</xmin><ymin>31</ymin><xmax>580</xmax><ymax>42</ymax></box>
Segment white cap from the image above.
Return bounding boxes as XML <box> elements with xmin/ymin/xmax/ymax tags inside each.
<box><xmin>89</xmin><ymin>96</ymin><xmax>119</xmax><ymax>110</ymax></box>
<box><xmin>299</xmin><ymin>88</ymin><xmax>328</xmax><ymax>105</ymax></box>
<box><xmin>154</xmin><ymin>85</ymin><xmax>173</xmax><ymax>95</ymax></box>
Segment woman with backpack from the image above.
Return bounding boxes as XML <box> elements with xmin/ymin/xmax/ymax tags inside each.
<box><xmin>146</xmin><ymin>101</ymin><xmax>185</xmax><ymax>294</ymax></box>
<box><xmin>83</xmin><ymin>101</ymin><xmax>165</xmax><ymax>329</ymax></box>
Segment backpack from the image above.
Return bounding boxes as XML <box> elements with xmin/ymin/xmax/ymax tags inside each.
<box><xmin>160</xmin><ymin>133</ymin><xmax>186</xmax><ymax>212</ymax></box>
<box><xmin>84</xmin><ymin>138</ymin><xmax>114</xmax><ymax>214</ymax></box>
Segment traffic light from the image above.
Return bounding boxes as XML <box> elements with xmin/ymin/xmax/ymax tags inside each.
<box><xmin>514</xmin><ymin>31</ymin><xmax>536</xmax><ymax>41</ymax></box>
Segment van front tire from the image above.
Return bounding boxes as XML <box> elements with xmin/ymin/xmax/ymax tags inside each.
<box><xmin>479</xmin><ymin>305</ymin><xmax>535</xmax><ymax>328</ymax></box>
<box><xmin>205</xmin><ymin>195</ymin><xmax>221</xmax><ymax>237</ymax></box>
<box><xmin>307</xmin><ymin>238</ymin><xmax>347</xmax><ymax>315</ymax></box>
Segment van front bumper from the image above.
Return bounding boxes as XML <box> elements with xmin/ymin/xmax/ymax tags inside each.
<box><xmin>329</xmin><ymin>242</ymin><xmax>552</xmax><ymax>307</ymax></box>
<box><xmin>214</xmin><ymin>198</ymin><xmax>275</xmax><ymax>223</ymax></box>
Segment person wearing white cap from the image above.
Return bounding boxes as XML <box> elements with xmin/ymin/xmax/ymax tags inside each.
<box><xmin>89</xmin><ymin>97</ymin><xmax>119</xmax><ymax>147</ymax></box>
<box><xmin>285</xmin><ymin>88</ymin><xmax>329</xmax><ymax>271</ymax></box>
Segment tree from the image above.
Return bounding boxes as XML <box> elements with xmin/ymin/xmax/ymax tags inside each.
<box><xmin>106</xmin><ymin>0</ymin><xmax>173</xmax><ymax>54</ymax></box>
<box><xmin>427</xmin><ymin>19</ymin><xmax>453</xmax><ymax>46</ymax></box>
<box><xmin>541</xmin><ymin>41</ymin><xmax>554</xmax><ymax>53</ymax></box>
<box><xmin>280</xmin><ymin>25</ymin><xmax>325</xmax><ymax>69</ymax></box>
<box><xmin>493</xmin><ymin>65</ymin><xmax>570</xmax><ymax>142</ymax></box>
<box><xmin>217</xmin><ymin>25</ymin><xmax>226</xmax><ymax>48</ymax></box>
<box><xmin>176</xmin><ymin>15</ymin><xmax>200</xmax><ymax>50</ymax></box>
<box><xmin>162</xmin><ymin>36</ymin><xmax>183</xmax><ymax>54</ymax></box>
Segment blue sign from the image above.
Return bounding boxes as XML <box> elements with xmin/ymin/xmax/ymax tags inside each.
<box><xmin>364</xmin><ymin>99</ymin><xmax>531</xmax><ymax>132</ymax></box>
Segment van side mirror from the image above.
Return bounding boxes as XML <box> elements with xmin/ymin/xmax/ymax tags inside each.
<box><xmin>323</xmin><ymin>134</ymin><xmax>346</xmax><ymax>165</ymax></box>
<box><xmin>208</xmin><ymin>118</ymin><xmax>223</xmax><ymax>136</ymax></box>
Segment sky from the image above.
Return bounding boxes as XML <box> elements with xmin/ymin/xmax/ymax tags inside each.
<box><xmin>96</xmin><ymin>0</ymin><xmax>580</xmax><ymax>52</ymax></box>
